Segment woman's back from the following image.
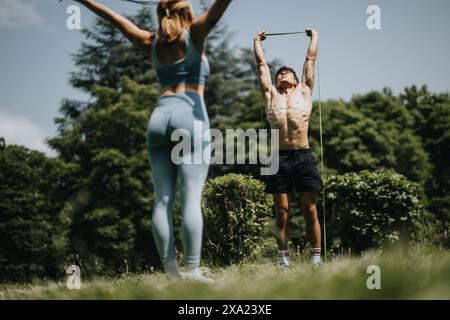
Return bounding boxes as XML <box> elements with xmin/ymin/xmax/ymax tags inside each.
<box><xmin>151</xmin><ymin>29</ymin><xmax>210</xmax><ymax>89</ymax></box>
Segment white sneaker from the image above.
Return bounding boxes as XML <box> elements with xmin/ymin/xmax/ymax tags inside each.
<box><xmin>167</xmin><ymin>271</ymin><xmax>183</xmax><ymax>280</ymax></box>
<box><xmin>311</xmin><ymin>260</ymin><xmax>323</xmax><ymax>268</ymax></box>
<box><xmin>278</xmin><ymin>261</ymin><xmax>290</xmax><ymax>270</ymax></box>
<box><xmin>164</xmin><ymin>260</ymin><xmax>182</xmax><ymax>280</ymax></box>
<box><xmin>181</xmin><ymin>268</ymin><xmax>215</xmax><ymax>284</ymax></box>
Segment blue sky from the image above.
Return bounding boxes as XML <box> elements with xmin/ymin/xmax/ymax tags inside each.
<box><xmin>0</xmin><ymin>0</ymin><xmax>449</xmax><ymax>156</ymax></box>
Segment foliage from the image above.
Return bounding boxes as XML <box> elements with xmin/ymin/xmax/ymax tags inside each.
<box><xmin>202</xmin><ymin>174</ymin><xmax>273</xmax><ymax>265</ymax></box>
<box><xmin>324</xmin><ymin>170</ymin><xmax>425</xmax><ymax>252</ymax></box>
<box><xmin>0</xmin><ymin>145</ymin><xmax>73</xmax><ymax>281</ymax></box>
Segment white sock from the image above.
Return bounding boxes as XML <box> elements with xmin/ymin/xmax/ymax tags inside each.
<box><xmin>185</xmin><ymin>266</ymin><xmax>201</xmax><ymax>275</ymax></box>
<box><xmin>310</xmin><ymin>247</ymin><xmax>321</xmax><ymax>264</ymax></box>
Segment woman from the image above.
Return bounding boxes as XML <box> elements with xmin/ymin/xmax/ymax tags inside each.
<box><xmin>75</xmin><ymin>0</ymin><xmax>233</xmax><ymax>281</ymax></box>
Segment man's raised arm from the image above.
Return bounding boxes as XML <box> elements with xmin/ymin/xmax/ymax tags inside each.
<box><xmin>301</xmin><ymin>28</ymin><xmax>319</xmax><ymax>94</ymax></box>
<box><xmin>254</xmin><ymin>31</ymin><xmax>273</xmax><ymax>102</ymax></box>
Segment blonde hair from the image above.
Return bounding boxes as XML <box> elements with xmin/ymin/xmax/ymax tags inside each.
<box><xmin>157</xmin><ymin>0</ymin><xmax>194</xmax><ymax>43</ymax></box>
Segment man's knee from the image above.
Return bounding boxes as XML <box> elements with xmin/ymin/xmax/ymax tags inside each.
<box><xmin>302</xmin><ymin>204</ymin><xmax>319</xmax><ymax>224</ymax></box>
<box><xmin>276</xmin><ymin>206</ymin><xmax>289</xmax><ymax>229</ymax></box>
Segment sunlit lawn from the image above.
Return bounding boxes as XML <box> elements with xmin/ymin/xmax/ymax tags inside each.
<box><xmin>1</xmin><ymin>246</ymin><xmax>449</xmax><ymax>300</ymax></box>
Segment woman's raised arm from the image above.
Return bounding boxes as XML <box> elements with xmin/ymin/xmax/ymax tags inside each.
<box><xmin>75</xmin><ymin>0</ymin><xmax>153</xmax><ymax>47</ymax></box>
<box><xmin>189</xmin><ymin>0</ymin><xmax>233</xmax><ymax>47</ymax></box>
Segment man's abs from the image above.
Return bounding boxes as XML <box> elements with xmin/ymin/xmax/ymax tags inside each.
<box><xmin>267</xmin><ymin>87</ymin><xmax>313</xmax><ymax>149</ymax></box>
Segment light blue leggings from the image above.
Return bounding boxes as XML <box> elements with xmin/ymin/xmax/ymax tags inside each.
<box><xmin>146</xmin><ymin>92</ymin><xmax>211</xmax><ymax>274</ymax></box>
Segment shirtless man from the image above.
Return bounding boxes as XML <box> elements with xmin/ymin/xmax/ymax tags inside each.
<box><xmin>254</xmin><ymin>29</ymin><xmax>323</xmax><ymax>267</ymax></box>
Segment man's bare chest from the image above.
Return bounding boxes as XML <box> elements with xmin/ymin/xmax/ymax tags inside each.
<box><xmin>268</xmin><ymin>89</ymin><xmax>312</xmax><ymax>121</ymax></box>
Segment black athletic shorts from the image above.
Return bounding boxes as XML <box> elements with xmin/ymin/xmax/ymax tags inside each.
<box><xmin>264</xmin><ymin>149</ymin><xmax>323</xmax><ymax>194</ymax></box>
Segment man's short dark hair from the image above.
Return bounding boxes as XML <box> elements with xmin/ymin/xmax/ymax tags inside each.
<box><xmin>275</xmin><ymin>66</ymin><xmax>299</xmax><ymax>85</ymax></box>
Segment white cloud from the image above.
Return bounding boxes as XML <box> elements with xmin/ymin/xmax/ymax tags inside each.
<box><xmin>0</xmin><ymin>111</ymin><xmax>56</xmax><ymax>157</ymax></box>
<box><xmin>0</xmin><ymin>0</ymin><xmax>46</xmax><ymax>28</ymax></box>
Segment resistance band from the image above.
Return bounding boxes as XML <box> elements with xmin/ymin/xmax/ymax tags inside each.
<box><xmin>266</xmin><ymin>31</ymin><xmax>306</xmax><ymax>37</ymax></box>
<box><xmin>59</xmin><ymin>0</ymin><xmax>159</xmax><ymax>5</ymax></box>
<box><xmin>117</xmin><ymin>0</ymin><xmax>159</xmax><ymax>5</ymax></box>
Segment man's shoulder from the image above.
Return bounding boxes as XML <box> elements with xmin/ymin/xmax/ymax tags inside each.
<box><xmin>298</xmin><ymin>82</ymin><xmax>313</xmax><ymax>95</ymax></box>
<box><xmin>270</xmin><ymin>85</ymin><xmax>277</xmax><ymax>94</ymax></box>
<box><xmin>302</xmin><ymin>82</ymin><xmax>312</xmax><ymax>94</ymax></box>
<box><xmin>265</xmin><ymin>85</ymin><xmax>277</xmax><ymax>98</ymax></box>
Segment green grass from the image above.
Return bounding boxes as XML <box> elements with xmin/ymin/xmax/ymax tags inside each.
<box><xmin>1</xmin><ymin>246</ymin><xmax>449</xmax><ymax>300</ymax></box>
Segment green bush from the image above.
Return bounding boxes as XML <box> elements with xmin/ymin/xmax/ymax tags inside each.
<box><xmin>324</xmin><ymin>170</ymin><xmax>425</xmax><ymax>252</ymax></box>
<box><xmin>202</xmin><ymin>174</ymin><xmax>274</xmax><ymax>265</ymax></box>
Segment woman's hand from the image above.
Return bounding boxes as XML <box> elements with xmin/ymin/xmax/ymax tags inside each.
<box><xmin>72</xmin><ymin>0</ymin><xmax>92</xmax><ymax>6</ymax></box>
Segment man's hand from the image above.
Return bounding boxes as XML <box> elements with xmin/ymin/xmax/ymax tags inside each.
<box><xmin>305</xmin><ymin>28</ymin><xmax>318</xmax><ymax>38</ymax></box>
<box><xmin>255</xmin><ymin>30</ymin><xmax>267</xmax><ymax>42</ymax></box>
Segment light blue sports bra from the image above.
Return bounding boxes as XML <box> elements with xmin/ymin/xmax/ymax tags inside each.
<box><xmin>151</xmin><ymin>29</ymin><xmax>210</xmax><ymax>88</ymax></box>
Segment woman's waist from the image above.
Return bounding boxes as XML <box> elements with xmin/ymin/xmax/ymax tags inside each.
<box><xmin>160</xmin><ymin>83</ymin><xmax>205</xmax><ymax>97</ymax></box>
<box><xmin>155</xmin><ymin>86</ymin><xmax>207</xmax><ymax>111</ymax></box>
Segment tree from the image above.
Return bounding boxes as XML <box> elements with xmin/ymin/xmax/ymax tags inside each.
<box><xmin>0</xmin><ymin>144</ymin><xmax>73</xmax><ymax>281</ymax></box>
<box><xmin>400</xmin><ymin>85</ymin><xmax>450</xmax><ymax>225</ymax></box>
<box><xmin>49</xmin><ymin>78</ymin><xmax>161</xmax><ymax>275</ymax></box>
<box><xmin>49</xmin><ymin>8</ymin><xmax>163</xmax><ymax>274</ymax></box>
<box><xmin>70</xmin><ymin>9</ymin><xmax>158</xmax><ymax>94</ymax></box>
